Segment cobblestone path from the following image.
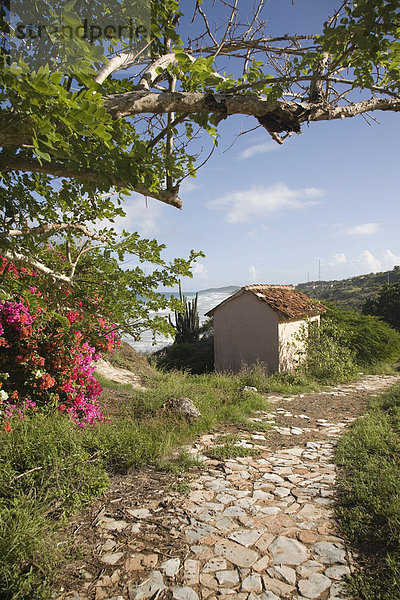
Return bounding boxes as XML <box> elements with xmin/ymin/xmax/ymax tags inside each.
<box><xmin>56</xmin><ymin>375</ymin><xmax>400</xmax><ymax>600</ymax></box>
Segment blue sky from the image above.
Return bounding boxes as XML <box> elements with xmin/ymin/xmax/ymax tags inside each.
<box><xmin>119</xmin><ymin>1</ymin><xmax>400</xmax><ymax>291</ymax></box>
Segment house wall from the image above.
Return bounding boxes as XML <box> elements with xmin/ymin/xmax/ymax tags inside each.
<box><xmin>278</xmin><ymin>315</ymin><xmax>320</xmax><ymax>371</ymax></box>
<box><xmin>213</xmin><ymin>292</ymin><xmax>279</xmax><ymax>373</ymax></box>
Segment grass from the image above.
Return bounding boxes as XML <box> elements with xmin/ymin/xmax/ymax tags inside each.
<box><xmin>83</xmin><ymin>368</ymin><xmax>272</xmax><ymax>472</ymax></box>
<box><xmin>239</xmin><ymin>420</ymin><xmax>273</xmax><ymax>433</ymax></box>
<box><xmin>160</xmin><ymin>451</ymin><xmax>203</xmax><ymax>474</ymax></box>
<box><xmin>236</xmin><ymin>368</ymin><xmax>323</xmax><ymax>395</ymax></box>
<box><xmin>0</xmin><ymin>414</ymin><xmax>109</xmax><ymax>600</ymax></box>
<box><xmin>205</xmin><ymin>432</ymin><xmax>263</xmax><ymax>460</ymax></box>
<box><xmin>335</xmin><ymin>383</ymin><xmax>400</xmax><ymax>599</ymax></box>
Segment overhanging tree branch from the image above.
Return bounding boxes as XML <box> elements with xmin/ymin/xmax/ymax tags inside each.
<box><xmin>0</xmin><ymin>157</ymin><xmax>182</xmax><ymax>208</ymax></box>
<box><xmin>104</xmin><ymin>91</ymin><xmax>400</xmax><ymax>130</ymax></box>
<box><xmin>2</xmin><ymin>1</ymin><xmax>400</xmax><ymax>217</ymax></box>
<box><xmin>1</xmin><ymin>223</ymin><xmax>108</xmax><ymax>242</ymax></box>
<box><xmin>3</xmin><ymin>249</ymin><xmax>72</xmax><ymax>283</ymax></box>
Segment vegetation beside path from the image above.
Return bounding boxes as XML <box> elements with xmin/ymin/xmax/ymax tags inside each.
<box><xmin>335</xmin><ymin>383</ymin><xmax>400</xmax><ymax>600</ymax></box>
<box><xmin>0</xmin><ymin>353</ymin><xmax>319</xmax><ymax>600</ymax></box>
<box><xmin>1</xmin><ymin>319</ymin><xmax>400</xmax><ymax>600</ymax></box>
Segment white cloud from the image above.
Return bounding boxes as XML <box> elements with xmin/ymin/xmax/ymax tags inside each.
<box><xmin>192</xmin><ymin>261</ymin><xmax>208</xmax><ymax>279</ymax></box>
<box><xmin>334</xmin><ymin>253</ymin><xmax>347</xmax><ymax>264</ymax></box>
<box><xmin>239</xmin><ymin>143</ymin><xmax>277</xmax><ymax>160</ymax></box>
<box><xmin>248</xmin><ymin>264</ymin><xmax>260</xmax><ymax>283</ymax></box>
<box><xmin>358</xmin><ymin>248</ymin><xmax>400</xmax><ymax>273</ymax></box>
<box><xmin>208</xmin><ymin>183</ymin><xmax>323</xmax><ymax>224</ymax></box>
<box><xmin>359</xmin><ymin>250</ymin><xmax>383</xmax><ymax>272</ymax></box>
<box><xmin>383</xmin><ymin>249</ymin><xmax>400</xmax><ymax>265</ymax></box>
<box><xmin>99</xmin><ymin>196</ymin><xmax>164</xmax><ymax>236</ymax></box>
<box><xmin>344</xmin><ymin>222</ymin><xmax>381</xmax><ymax>236</ymax></box>
<box><xmin>323</xmin><ymin>252</ymin><xmax>347</xmax><ymax>268</ymax></box>
<box><xmin>180</xmin><ymin>179</ymin><xmax>198</xmax><ymax>193</ymax></box>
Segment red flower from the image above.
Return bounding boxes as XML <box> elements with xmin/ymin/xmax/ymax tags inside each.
<box><xmin>40</xmin><ymin>373</ymin><xmax>56</xmax><ymax>389</ymax></box>
<box><xmin>3</xmin><ymin>422</ymin><xmax>12</xmax><ymax>433</ymax></box>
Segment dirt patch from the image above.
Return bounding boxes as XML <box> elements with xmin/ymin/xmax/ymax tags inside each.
<box><xmin>258</xmin><ymin>387</ymin><xmax>370</xmax><ymax>452</ymax></box>
<box><xmin>55</xmin><ymin>468</ymin><xmax>197</xmax><ymax>598</ymax></box>
<box><xmin>210</xmin><ymin>386</ymin><xmax>371</xmax><ymax>454</ymax></box>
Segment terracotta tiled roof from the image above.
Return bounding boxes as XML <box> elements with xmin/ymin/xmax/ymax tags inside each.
<box><xmin>206</xmin><ymin>284</ymin><xmax>326</xmax><ymax>320</ymax></box>
<box><xmin>243</xmin><ymin>284</ymin><xmax>326</xmax><ymax>319</ymax></box>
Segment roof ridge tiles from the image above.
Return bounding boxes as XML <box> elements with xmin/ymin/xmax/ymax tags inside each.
<box><xmin>243</xmin><ymin>284</ymin><xmax>294</xmax><ymax>289</ymax></box>
<box><xmin>206</xmin><ymin>283</ymin><xmax>326</xmax><ymax>320</ymax></box>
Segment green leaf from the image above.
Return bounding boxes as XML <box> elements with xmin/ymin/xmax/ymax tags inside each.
<box><xmin>35</xmin><ymin>149</ymin><xmax>52</xmax><ymax>162</ymax></box>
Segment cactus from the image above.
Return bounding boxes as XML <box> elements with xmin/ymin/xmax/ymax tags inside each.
<box><xmin>169</xmin><ymin>282</ymin><xmax>200</xmax><ymax>344</ymax></box>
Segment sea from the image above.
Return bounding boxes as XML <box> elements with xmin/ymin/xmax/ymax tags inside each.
<box><xmin>125</xmin><ymin>285</ymin><xmax>239</xmax><ymax>354</ymax></box>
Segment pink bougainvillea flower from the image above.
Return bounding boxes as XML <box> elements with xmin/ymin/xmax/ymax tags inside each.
<box><xmin>0</xmin><ymin>257</ymin><xmax>120</xmax><ymax>428</ymax></box>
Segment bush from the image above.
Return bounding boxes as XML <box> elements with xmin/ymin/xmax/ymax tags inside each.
<box><xmin>0</xmin><ymin>259</ymin><xmax>121</xmax><ymax>428</ymax></box>
<box><xmin>154</xmin><ymin>336</ymin><xmax>214</xmax><ymax>374</ymax></box>
<box><xmin>298</xmin><ymin>318</ymin><xmax>357</xmax><ymax>383</ymax></box>
<box><xmin>324</xmin><ymin>302</ymin><xmax>400</xmax><ymax>366</ymax></box>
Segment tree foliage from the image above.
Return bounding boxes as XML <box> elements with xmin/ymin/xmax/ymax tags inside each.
<box><xmin>325</xmin><ymin>301</ymin><xmax>400</xmax><ymax>365</ymax></box>
<box><xmin>1</xmin><ymin>0</ymin><xmax>400</xmax><ymax>331</ymax></box>
<box><xmin>363</xmin><ymin>282</ymin><xmax>400</xmax><ymax>333</ymax></box>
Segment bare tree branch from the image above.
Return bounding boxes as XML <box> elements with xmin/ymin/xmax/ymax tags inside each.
<box><xmin>94</xmin><ymin>42</ymin><xmax>152</xmax><ymax>85</ymax></box>
<box><xmin>3</xmin><ymin>249</ymin><xmax>71</xmax><ymax>283</ymax></box>
<box><xmin>2</xmin><ymin>223</ymin><xmax>108</xmax><ymax>242</ymax></box>
<box><xmin>214</xmin><ymin>0</ymin><xmax>239</xmax><ymax>58</ymax></box>
<box><xmin>187</xmin><ymin>35</ymin><xmax>316</xmax><ymax>54</ymax></box>
<box><xmin>146</xmin><ymin>114</ymin><xmax>187</xmax><ymax>150</ymax></box>
<box><xmin>193</xmin><ymin>1</ymin><xmax>217</xmax><ymax>45</ymax></box>
<box><xmin>0</xmin><ymin>157</ymin><xmax>182</xmax><ymax>208</ymax></box>
<box><xmin>138</xmin><ymin>53</ymin><xmax>178</xmax><ymax>90</ymax></box>
<box><xmin>309</xmin><ymin>97</ymin><xmax>400</xmax><ymax>122</ymax></box>
<box><xmin>104</xmin><ymin>90</ymin><xmax>400</xmax><ymax>129</ymax></box>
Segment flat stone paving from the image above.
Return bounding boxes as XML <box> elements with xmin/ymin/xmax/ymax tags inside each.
<box><xmin>55</xmin><ymin>375</ymin><xmax>400</xmax><ymax>600</ymax></box>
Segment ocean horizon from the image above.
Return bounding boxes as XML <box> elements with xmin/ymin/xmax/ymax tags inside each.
<box><xmin>126</xmin><ymin>286</ymin><xmax>239</xmax><ymax>354</ymax></box>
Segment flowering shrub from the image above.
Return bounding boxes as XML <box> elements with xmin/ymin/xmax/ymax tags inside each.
<box><xmin>0</xmin><ymin>258</ymin><xmax>121</xmax><ymax>428</ymax></box>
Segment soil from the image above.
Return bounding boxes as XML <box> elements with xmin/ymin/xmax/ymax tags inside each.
<box><xmin>56</xmin><ymin>468</ymin><xmax>192</xmax><ymax>597</ymax></box>
<box><xmin>213</xmin><ymin>381</ymin><xmax>378</xmax><ymax>454</ymax></box>
<box><xmin>247</xmin><ymin>386</ymin><xmax>373</xmax><ymax>453</ymax></box>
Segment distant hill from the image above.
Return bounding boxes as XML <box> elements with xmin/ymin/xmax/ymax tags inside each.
<box><xmin>197</xmin><ymin>285</ymin><xmax>240</xmax><ymax>295</ymax></box>
<box><xmin>297</xmin><ymin>266</ymin><xmax>400</xmax><ymax>311</ymax></box>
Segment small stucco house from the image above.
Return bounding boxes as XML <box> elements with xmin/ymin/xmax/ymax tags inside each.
<box><xmin>206</xmin><ymin>284</ymin><xmax>326</xmax><ymax>373</ymax></box>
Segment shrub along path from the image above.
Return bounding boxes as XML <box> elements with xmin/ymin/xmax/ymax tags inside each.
<box><xmin>54</xmin><ymin>374</ymin><xmax>400</xmax><ymax>600</ymax></box>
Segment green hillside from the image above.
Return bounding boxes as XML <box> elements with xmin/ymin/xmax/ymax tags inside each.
<box><xmin>297</xmin><ymin>266</ymin><xmax>400</xmax><ymax>311</ymax></box>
